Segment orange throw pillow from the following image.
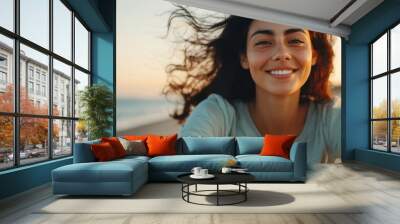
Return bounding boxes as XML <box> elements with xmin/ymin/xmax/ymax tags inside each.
<box><xmin>260</xmin><ymin>135</ymin><xmax>297</xmax><ymax>159</ymax></box>
<box><xmin>123</xmin><ymin>135</ymin><xmax>147</xmax><ymax>141</ymax></box>
<box><xmin>91</xmin><ymin>142</ymin><xmax>117</xmax><ymax>161</ymax></box>
<box><xmin>101</xmin><ymin>137</ymin><xmax>127</xmax><ymax>158</ymax></box>
<box><xmin>146</xmin><ymin>134</ymin><xmax>177</xmax><ymax>157</ymax></box>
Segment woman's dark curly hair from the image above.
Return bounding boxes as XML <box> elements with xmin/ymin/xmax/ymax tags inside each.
<box><xmin>163</xmin><ymin>5</ymin><xmax>334</xmax><ymax>123</ymax></box>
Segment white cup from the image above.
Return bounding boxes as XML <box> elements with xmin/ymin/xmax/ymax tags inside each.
<box><xmin>221</xmin><ymin>167</ymin><xmax>232</xmax><ymax>174</ymax></box>
<box><xmin>200</xmin><ymin>169</ymin><xmax>208</xmax><ymax>176</ymax></box>
<box><xmin>191</xmin><ymin>167</ymin><xmax>202</xmax><ymax>176</ymax></box>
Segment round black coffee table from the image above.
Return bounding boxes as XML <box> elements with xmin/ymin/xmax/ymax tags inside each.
<box><xmin>177</xmin><ymin>173</ymin><xmax>255</xmax><ymax>206</ymax></box>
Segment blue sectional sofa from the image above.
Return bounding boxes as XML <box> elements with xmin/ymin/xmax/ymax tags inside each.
<box><xmin>52</xmin><ymin>137</ymin><xmax>306</xmax><ymax>196</ymax></box>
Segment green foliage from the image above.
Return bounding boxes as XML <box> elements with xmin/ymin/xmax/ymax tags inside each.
<box><xmin>79</xmin><ymin>84</ymin><xmax>113</xmax><ymax>140</ymax></box>
<box><xmin>372</xmin><ymin>99</ymin><xmax>400</xmax><ymax>141</ymax></box>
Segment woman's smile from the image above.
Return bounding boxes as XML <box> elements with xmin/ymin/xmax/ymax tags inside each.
<box><xmin>266</xmin><ymin>67</ymin><xmax>298</xmax><ymax>80</ymax></box>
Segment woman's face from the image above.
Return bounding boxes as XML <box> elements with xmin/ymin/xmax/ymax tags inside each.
<box><xmin>240</xmin><ymin>20</ymin><xmax>317</xmax><ymax>97</ymax></box>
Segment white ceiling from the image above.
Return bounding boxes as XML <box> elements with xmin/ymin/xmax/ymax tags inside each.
<box><xmin>166</xmin><ymin>0</ymin><xmax>384</xmax><ymax>37</ymax></box>
<box><xmin>225</xmin><ymin>0</ymin><xmax>352</xmax><ymax>22</ymax></box>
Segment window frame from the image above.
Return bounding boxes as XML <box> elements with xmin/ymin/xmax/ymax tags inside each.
<box><xmin>0</xmin><ymin>0</ymin><xmax>92</xmax><ymax>171</ymax></box>
<box><xmin>370</xmin><ymin>20</ymin><xmax>400</xmax><ymax>154</ymax></box>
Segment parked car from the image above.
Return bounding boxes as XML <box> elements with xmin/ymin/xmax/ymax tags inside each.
<box><xmin>7</xmin><ymin>153</ymin><xmax>13</xmax><ymax>161</ymax></box>
<box><xmin>7</xmin><ymin>150</ymin><xmax>32</xmax><ymax>160</ymax></box>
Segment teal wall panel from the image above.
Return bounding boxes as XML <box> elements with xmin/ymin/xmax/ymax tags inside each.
<box><xmin>92</xmin><ymin>33</ymin><xmax>114</xmax><ymax>88</ymax></box>
<box><xmin>91</xmin><ymin>32</ymin><xmax>115</xmax><ymax>135</ymax></box>
<box><xmin>344</xmin><ymin>0</ymin><xmax>400</xmax><ymax>171</ymax></box>
<box><xmin>0</xmin><ymin>158</ymin><xmax>72</xmax><ymax>199</ymax></box>
<box><xmin>355</xmin><ymin>149</ymin><xmax>400</xmax><ymax>172</ymax></box>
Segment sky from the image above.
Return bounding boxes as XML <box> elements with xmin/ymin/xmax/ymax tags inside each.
<box><xmin>116</xmin><ymin>0</ymin><xmax>342</xmax><ymax>100</ymax></box>
<box><xmin>116</xmin><ymin>0</ymin><xmax>227</xmax><ymax>99</ymax></box>
<box><xmin>371</xmin><ymin>32</ymin><xmax>400</xmax><ymax>108</ymax></box>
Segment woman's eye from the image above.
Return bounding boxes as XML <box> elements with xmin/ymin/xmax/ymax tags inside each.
<box><xmin>289</xmin><ymin>39</ymin><xmax>304</xmax><ymax>45</ymax></box>
<box><xmin>255</xmin><ymin>41</ymin><xmax>272</xmax><ymax>46</ymax></box>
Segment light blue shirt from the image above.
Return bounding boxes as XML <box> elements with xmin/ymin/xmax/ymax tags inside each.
<box><xmin>179</xmin><ymin>94</ymin><xmax>341</xmax><ymax>166</ymax></box>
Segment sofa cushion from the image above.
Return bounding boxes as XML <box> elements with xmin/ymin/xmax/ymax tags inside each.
<box><xmin>115</xmin><ymin>155</ymin><xmax>150</xmax><ymax>163</ymax></box>
<box><xmin>52</xmin><ymin>158</ymin><xmax>147</xmax><ymax>183</ymax></box>
<box><xmin>101</xmin><ymin>137</ymin><xmax>127</xmax><ymax>158</ymax></box>
<box><xmin>236</xmin><ymin>155</ymin><xmax>293</xmax><ymax>172</ymax></box>
<box><xmin>91</xmin><ymin>142</ymin><xmax>118</xmax><ymax>161</ymax></box>
<box><xmin>147</xmin><ymin>134</ymin><xmax>177</xmax><ymax>157</ymax></box>
<box><xmin>118</xmin><ymin>138</ymin><xmax>147</xmax><ymax>156</ymax></box>
<box><xmin>260</xmin><ymin>135</ymin><xmax>297</xmax><ymax>159</ymax></box>
<box><xmin>236</xmin><ymin>137</ymin><xmax>263</xmax><ymax>155</ymax></box>
<box><xmin>178</xmin><ymin>137</ymin><xmax>235</xmax><ymax>155</ymax></box>
<box><xmin>148</xmin><ymin>154</ymin><xmax>235</xmax><ymax>172</ymax></box>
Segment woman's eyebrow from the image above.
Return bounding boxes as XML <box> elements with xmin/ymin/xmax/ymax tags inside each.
<box><xmin>250</xmin><ymin>29</ymin><xmax>273</xmax><ymax>38</ymax></box>
<box><xmin>284</xmin><ymin>28</ymin><xmax>306</xmax><ymax>35</ymax></box>
<box><xmin>250</xmin><ymin>28</ymin><xmax>306</xmax><ymax>39</ymax></box>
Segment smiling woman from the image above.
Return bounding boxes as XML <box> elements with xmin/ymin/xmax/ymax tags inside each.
<box><xmin>163</xmin><ymin>6</ymin><xmax>340</xmax><ymax>167</ymax></box>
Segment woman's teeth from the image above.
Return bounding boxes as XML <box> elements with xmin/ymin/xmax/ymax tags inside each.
<box><xmin>269</xmin><ymin>70</ymin><xmax>293</xmax><ymax>75</ymax></box>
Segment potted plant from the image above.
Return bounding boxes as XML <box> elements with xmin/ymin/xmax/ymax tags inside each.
<box><xmin>79</xmin><ymin>84</ymin><xmax>113</xmax><ymax>140</ymax></box>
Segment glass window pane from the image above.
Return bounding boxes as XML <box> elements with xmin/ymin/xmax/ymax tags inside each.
<box><xmin>372</xmin><ymin>121</ymin><xmax>388</xmax><ymax>151</ymax></box>
<box><xmin>20</xmin><ymin>44</ymin><xmax>49</xmax><ymax>115</ymax></box>
<box><xmin>0</xmin><ymin>34</ymin><xmax>14</xmax><ymax>112</ymax></box>
<box><xmin>20</xmin><ymin>0</ymin><xmax>49</xmax><ymax>49</ymax></box>
<box><xmin>74</xmin><ymin>69</ymin><xmax>89</xmax><ymax>118</ymax></box>
<box><xmin>372</xmin><ymin>33</ymin><xmax>387</xmax><ymax>76</ymax></box>
<box><xmin>53</xmin><ymin>0</ymin><xmax>72</xmax><ymax>60</ymax></box>
<box><xmin>75</xmin><ymin>120</ymin><xmax>88</xmax><ymax>143</ymax></box>
<box><xmin>74</xmin><ymin>17</ymin><xmax>89</xmax><ymax>70</ymax></box>
<box><xmin>391</xmin><ymin>120</ymin><xmax>400</xmax><ymax>153</ymax></box>
<box><xmin>0</xmin><ymin>116</ymin><xmax>13</xmax><ymax>170</ymax></box>
<box><xmin>20</xmin><ymin>117</ymin><xmax>49</xmax><ymax>165</ymax></box>
<box><xmin>0</xmin><ymin>0</ymin><xmax>14</xmax><ymax>31</ymax></box>
<box><xmin>53</xmin><ymin>59</ymin><xmax>72</xmax><ymax>117</ymax></box>
<box><xmin>391</xmin><ymin>72</ymin><xmax>400</xmax><ymax>118</ymax></box>
<box><xmin>372</xmin><ymin>77</ymin><xmax>387</xmax><ymax>119</ymax></box>
<box><xmin>53</xmin><ymin>119</ymin><xmax>72</xmax><ymax>158</ymax></box>
<box><xmin>391</xmin><ymin>24</ymin><xmax>400</xmax><ymax>70</ymax></box>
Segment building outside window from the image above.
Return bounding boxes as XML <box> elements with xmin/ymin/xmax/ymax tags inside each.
<box><xmin>28</xmin><ymin>81</ymin><xmax>34</xmax><ymax>94</ymax></box>
<box><xmin>41</xmin><ymin>73</ymin><xmax>46</xmax><ymax>83</ymax></box>
<box><xmin>0</xmin><ymin>72</ymin><xmax>5</xmax><ymax>82</ymax></box>
<box><xmin>0</xmin><ymin>71</ymin><xmax>6</xmax><ymax>84</ymax></box>
<box><xmin>29</xmin><ymin>66</ymin><xmax>34</xmax><ymax>80</ymax></box>
<box><xmin>0</xmin><ymin>54</ymin><xmax>7</xmax><ymax>88</ymax></box>
<box><xmin>54</xmin><ymin>89</ymin><xmax>58</xmax><ymax>103</ymax></box>
<box><xmin>35</xmin><ymin>70</ymin><xmax>40</xmax><ymax>81</ymax></box>
<box><xmin>0</xmin><ymin>54</ymin><xmax>7</xmax><ymax>67</ymax></box>
<box><xmin>42</xmin><ymin>85</ymin><xmax>46</xmax><ymax>97</ymax></box>
<box><xmin>36</xmin><ymin>83</ymin><xmax>40</xmax><ymax>95</ymax></box>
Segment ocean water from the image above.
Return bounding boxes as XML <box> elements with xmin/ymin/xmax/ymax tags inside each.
<box><xmin>116</xmin><ymin>98</ymin><xmax>176</xmax><ymax>131</ymax></box>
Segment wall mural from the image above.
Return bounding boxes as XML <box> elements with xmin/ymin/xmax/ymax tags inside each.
<box><xmin>116</xmin><ymin>0</ymin><xmax>342</xmax><ymax>165</ymax></box>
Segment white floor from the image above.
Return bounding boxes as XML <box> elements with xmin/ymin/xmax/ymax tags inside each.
<box><xmin>1</xmin><ymin>162</ymin><xmax>400</xmax><ymax>224</ymax></box>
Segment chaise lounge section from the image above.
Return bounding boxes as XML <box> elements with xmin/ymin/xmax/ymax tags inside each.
<box><xmin>52</xmin><ymin>137</ymin><xmax>306</xmax><ymax>196</ymax></box>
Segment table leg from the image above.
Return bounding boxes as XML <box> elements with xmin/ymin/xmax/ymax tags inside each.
<box><xmin>181</xmin><ymin>184</ymin><xmax>183</xmax><ymax>199</ymax></box>
<box><xmin>188</xmin><ymin>184</ymin><xmax>190</xmax><ymax>202</ymax></box>
<box><xmin>195</xmin><ymin>184</ymin><xmax>197</xmax><ymax>192</ymax></box>
<box><xmin>217</xmin><ymin>184</ymin><xmax>219</xmax><ymax>206</ymax></box>
<box><xmin>245</xmin><ymin>183</ymin><xmax>247</xmax><ymax>201</ymax></box>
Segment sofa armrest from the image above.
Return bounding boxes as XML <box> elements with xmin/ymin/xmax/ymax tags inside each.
<box><xmin>289</xmin><ymin>142</ymin><xmax>307</xmax><ymax>181</ymax></box>
<box><xmin>73</xmin><ymin>140</ymin><xmax>100</xmax><ymax>163</ymax></box>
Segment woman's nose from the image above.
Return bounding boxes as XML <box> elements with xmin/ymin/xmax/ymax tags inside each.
<box><xmin>271</xmin><ymin>44</ymin><xmax>291</xmax><ymax>61</ymax></box>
